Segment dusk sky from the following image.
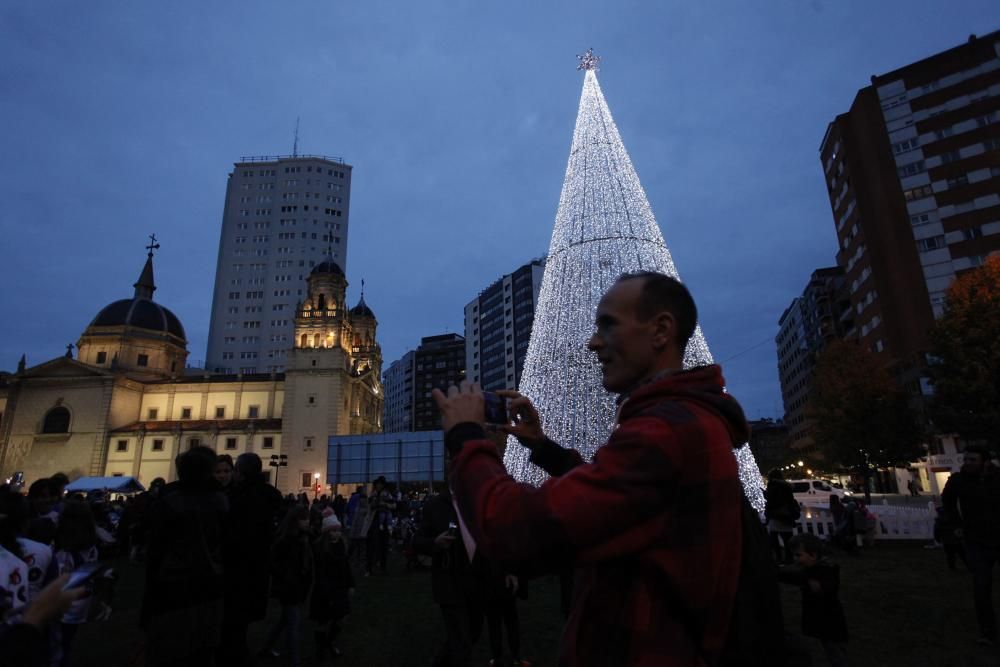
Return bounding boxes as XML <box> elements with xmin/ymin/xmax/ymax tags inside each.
<box><xmin>2</xmin><ymin>2</ymin><xmax>997</xmax><ymax>419</ymax></box>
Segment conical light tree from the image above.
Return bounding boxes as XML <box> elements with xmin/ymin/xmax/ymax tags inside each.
<box><xmin>503</xmin><ymin>51</ymin><xmax>765</xmax><ymax>510</ymax></box>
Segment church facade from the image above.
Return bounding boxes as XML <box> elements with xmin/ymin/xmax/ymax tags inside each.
<box><xmin>0</xmin><ymin>250</ymin><xmax>383</xmax><ymax>494</ymax></box>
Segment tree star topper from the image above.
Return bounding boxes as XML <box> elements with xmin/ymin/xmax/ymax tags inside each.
<box><xmin>576</xmin><ymin>48</ymin><xmax>601</xmax><ymax>71</ymax></box>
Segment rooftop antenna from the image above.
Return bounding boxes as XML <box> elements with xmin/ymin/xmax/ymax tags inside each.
<box><xmin>292</xmin><ymin>117</ymin><xmax>300</xmax><ymax>157</ymax></box>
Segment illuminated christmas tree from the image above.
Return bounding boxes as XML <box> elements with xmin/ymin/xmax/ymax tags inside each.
<box><xmin>503</xmin><ymin>50</ymin><xmax>765</xmax><ymax>509</ymax></box>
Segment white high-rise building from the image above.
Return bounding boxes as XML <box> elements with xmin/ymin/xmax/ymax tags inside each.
<box><xmin>463</xmin><ymin>259</ymin><xmax>544</xmax><ymax>392</ymax></box>
<box><xmin>206</xmin><ymin>155</ymin><xmax>352</xmax><ymax>374</ymax></box>
<box><xmin>382</xmin><ymin>350</ymin><xmax>416</xmax><ymax>433</ymax></box>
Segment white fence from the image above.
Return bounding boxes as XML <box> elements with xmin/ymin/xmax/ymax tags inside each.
<box><xmin>794</xmin><ymin>499</ymin><xmax>936</xmax><ymax>541</ymax></box>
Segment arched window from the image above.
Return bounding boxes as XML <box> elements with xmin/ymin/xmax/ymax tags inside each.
<box><xmin>42</xmin><ymin>406</ymin><xmax>71</xmax><ymax>434</ymax></box>
<box><xmin>300</xmin><ymin>334</ymin><xmax>308</xmax><ymax>348</ymax></box>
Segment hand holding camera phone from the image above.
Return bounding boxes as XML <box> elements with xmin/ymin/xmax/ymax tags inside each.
<box><xmin>482</xmin><ymin>391</ymin><xmax>509</xmax><ymax>425</ymax></box>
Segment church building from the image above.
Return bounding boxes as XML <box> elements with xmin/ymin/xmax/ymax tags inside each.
<box><xmin>0</xmin><ymin>246</ymin><xmax>383</xmax><ymax>494</ymax></box>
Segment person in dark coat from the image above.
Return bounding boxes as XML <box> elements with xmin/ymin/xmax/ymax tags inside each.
<box><xmin>483</xmin><ymin>563</ymin><xmax>528</xmax><ymax>667</ymax></box>
<box><xmin>942</xmin><ymin>444</ymin><xmax>1000</xmax><ymax>646</ymax></box>
<box><xmin>261</xmin><ymin>505</ymin><xmax>313</xmax><ymax>665</ymax></box>
<box><xmin>413</xmin><ymin>485</ymin><xmax>485</xmax><ymax>667</ymax></box>
<box><xmin>366</xmin><ymin>476</ymin><xmax>395</xmax><ymax>575</ymax></box>
<box><xmin>779</xmin><ymin>533</ymin><xmax>849</xmax><ymax>667</ymax></box>
<box><xmin>310</xmin><ymin>512</ymin><xmax>354</xmax><ymax>661</ymax></box>
<box><xmin>934</xmin><ymin>505</ymin><xmax>967</xmax><ymax>571</ymax></box>
<box><xmin>142</xmin><ymin>446</ymin><xmax>228</xmax><ymax>667</ymax></box>
<box><xmin>764</xmin><ymin>469</ymin><xmax>799</xmax><ymax>564</ymax></box>
<box><xmin>219</xmin><ymin>453</ymin><xmax>283</xmax><ymax>666</ymax></box>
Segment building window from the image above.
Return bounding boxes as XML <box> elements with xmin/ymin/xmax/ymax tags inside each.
<box><xmin>308</xmin><ymin>395</ymin><xmax>316</xmax><ymax>405</ymax></box>
<box><xmin>248</xmin><ymin>405</ymin><xmax>260</xmax><ymax>418</ymax></box>
<box><xmin>262</xmin><ymin>436</ymin><xmax>274</xmax><ymax>449</ymax></box>
<box><xmin>903</xmin><ymin>185</ymin><xmax>933</xmax><ymax>202</ymax></box>
<box><xmin>917</xmin><ymin>235</ymin><xmax>945</xmax><ymax>252</ymax></box>
<box><xmin>116</xmin><ymin>439</ymin><xmax>128</xmax><ymax>452</ymax></box>
<box><xmin>41</xmin><ymin>407</ymin><xmax>71</xmax><ymax>434</ymax></box>
<box><xmin>189</xmin><ymin>437</ymin><xmax>201</xmax><ymax>448</ymax></box>
<box><xmin>225</xmin><ymin>437</ymin><xmax>237</xmax><ymax>450</ymax></box>
<box><xmin>304</xmin><ymin>437</ymin><xmax>313</xmax><ymax>449</ymax></box>
<box><xmin>152</xmin><ymin>439</ymin><xmax>164</xmax><ymax>451</ymax></box>
<box><xmin>147</xmin><ymin>408</ymin><xmax>159</xmax><ymax>420</ymax></box>
<box><xmin>181</xmin><ymin>407</ymin><xmax>192</xmax><ymax>419</ymax></box>
<box><xmin>215</xmin><ymin>406</ymin><xmax>226</xmax><ymax>418</ymax></box>
<box><xmin>301</xmin><ymin>472</ymin><xmax>313</xmax><ymax>488</ymax></box>
<box><xmin>96</xmin><ymin>351</ymin><xmax>107</xmax><ymax>364</ymax></box>
<box><xmin>137</xmin><ymin>354</ymin><xmax>149</xmax><ymax>367</ymax></box>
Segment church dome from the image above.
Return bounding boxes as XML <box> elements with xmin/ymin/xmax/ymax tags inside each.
<box><xmin>350</xmin><ymin>296</ymin><xmax>375</xmax><ymax>319</ymax></box>
<box><xmin>90</xmin><ymin>298</ymin><xmax>186</xmax><ymax>341</ymax></box>
<box><xmin>311</xmin><ymin>260</ymin><xmax>344</xmax><ymax>276</ymax></box>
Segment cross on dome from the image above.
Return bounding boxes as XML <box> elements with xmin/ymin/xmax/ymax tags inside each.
<box><xmin>145</xmin><ymin>234</ymin><xmax>160</xmax><ymax>257</ymax></box>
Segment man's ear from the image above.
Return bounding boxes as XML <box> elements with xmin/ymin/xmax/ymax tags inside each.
<box><xmin>650</xmin><ymin>311</ymin><xmax>676</xmax><ymax>349</ymax></box>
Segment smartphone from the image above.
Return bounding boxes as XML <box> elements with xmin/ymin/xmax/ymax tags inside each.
<box><xmin>483</xmin><ymin>391</ymin><xmax>508</xmax><ymax>425</ymax></box>
<box><xmin>62</xmin><ymin>562</ymin><xmax>105</xmax><ymax>590</ymax></box>
<box><xmin>447</xmin><ymin>521</ymin><xmax>458</xmax><ymax>537</ymax></box>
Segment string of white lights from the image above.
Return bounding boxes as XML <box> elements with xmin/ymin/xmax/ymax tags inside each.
<box><xmin>503</xmin><ymin>64</ymin><xmax>766</xmax><ymax>511</ymax></box>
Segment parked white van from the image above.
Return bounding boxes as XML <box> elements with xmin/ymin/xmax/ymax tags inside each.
<box><xmin>788</xmin><ymin>479</ymin><xmax>851</xmax><ymax>500</ymax></box>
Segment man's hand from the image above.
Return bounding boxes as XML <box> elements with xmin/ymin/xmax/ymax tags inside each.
<box><xmin>433</xmin><ymin>530</ymin><xmax>456</xmax><ymax>552</ymax></box>
<box><xmin>496</xmin><ymin>390</ymin><xmax>545</xmax><ymax>449</ymax></box>
<box><xmin>432</xmin><ymin>380</ymin><xmax>485</xmax><ymax>433</ymax></box>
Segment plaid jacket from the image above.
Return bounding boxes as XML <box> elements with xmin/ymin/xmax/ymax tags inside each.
<box><xmin>448</xmin><ymin>365</ymin><xmax>749</xmax><ymax>666</ymax></box>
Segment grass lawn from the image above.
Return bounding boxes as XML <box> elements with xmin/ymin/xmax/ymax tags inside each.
<box><xmin>73</xmin><ymin>542</ymin><xmax>999</xmax><ymax>666</ymax></box>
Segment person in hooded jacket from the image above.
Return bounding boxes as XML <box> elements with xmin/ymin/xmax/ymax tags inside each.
<box><xmin>310</xmin><ymin>511</ymin><xmax>354</xmax><ymax>662</ymax></box>
<box><xmin>434</xmin><ymin>272</ymin><xmax>748</xmax><ymax>667</ymax></box>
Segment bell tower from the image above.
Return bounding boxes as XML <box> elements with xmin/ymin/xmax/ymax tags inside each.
<box><xmin>281</xmin><ymin>257</ymin><xmax>382</xmax><ymax>493</ymax></box>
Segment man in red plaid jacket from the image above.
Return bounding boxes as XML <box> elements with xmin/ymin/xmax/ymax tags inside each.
<box><xmin>434</xmin><ymin>272</ymin><xmax>748</xmax><ymax>666</ymax></box>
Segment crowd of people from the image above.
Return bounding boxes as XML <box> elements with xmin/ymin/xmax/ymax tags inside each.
<box><xmin>0</xmin><ymin>455</ymin><xmax>534</xmax><ymax>667</ymax></box>
<box><xmin>1</xmin><ymin>270</ymin><xmax>998</xmax><ymax>666</ymax></box>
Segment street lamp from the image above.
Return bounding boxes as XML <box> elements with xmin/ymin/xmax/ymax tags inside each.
<box><xmin>313</xmin><ymin>472</ymin><xmax>321</xmax><ymax>500</ymax></box>
<box><xmin>268</xmin><ymin>454</ymin><xmax>287</xmax><ymax>489</ymax></box>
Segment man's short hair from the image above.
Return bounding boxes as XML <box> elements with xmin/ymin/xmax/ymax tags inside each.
<box><xmin>616</xmin><ymin>271</ymin><xmax>698</xmax><ymax>347</ymax></box>
<box><xmin>177</xmin><ymin>446</ymin><xmax>217</xmax><ymax>485</ymax></box>
<box><xmin>27</xmin><ymin>478</ymin><xmax>55</xmax><ymax>499</ymax></box>
<box><xmin>236</xmin><ymin>452</ymin><xmax>263</xmax><ymax>477</ymax></box>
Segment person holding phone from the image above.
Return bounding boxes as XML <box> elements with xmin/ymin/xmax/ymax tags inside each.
<box><xmin>433</xmin><ymin>272</ymin><xmax>748</xmax><ymax>666</ymax></box>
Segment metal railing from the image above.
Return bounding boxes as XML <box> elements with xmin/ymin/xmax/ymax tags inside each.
<box><xmin>238</xmin><ymin>154</ymin><xmax>345</xmax><ymax>164</ymax></box>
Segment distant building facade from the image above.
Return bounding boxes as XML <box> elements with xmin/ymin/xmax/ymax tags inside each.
<box><xmin>413</xmin><ymin>334</ymin><xmax>466</xmax><ymax>431</ymax></box>
<box><xmin>0</xmin><ymin>250</ymin><xmax>382</xmax><ymax>495</ymax></box>
<box><xmin>206</xmin><ymin>155</ymin><xmax>353</xmax><ymax>374</ymax></box>
<box><xmin>776</xmin><ymin>267</ymin><xmax>850</xmax><ymax>455</ymax></box>
<box><xmin>464</xmin><ymin>259</ymin><xmax>544</xmax><ymax>391</ymax></box>
<box><xmin>747</xmin><ymin>418</ymin><xmax>791</xmax><ymax>475</ymax></box>
<box><xmin>819</xmin><ymin>31</ymin><xmax>1000</xmax><ymax>392</ymax></box>
<box><xmin>382</xmin><ymin>351</ymin><xmax>415</xmax><ymax>433</ymax></box>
